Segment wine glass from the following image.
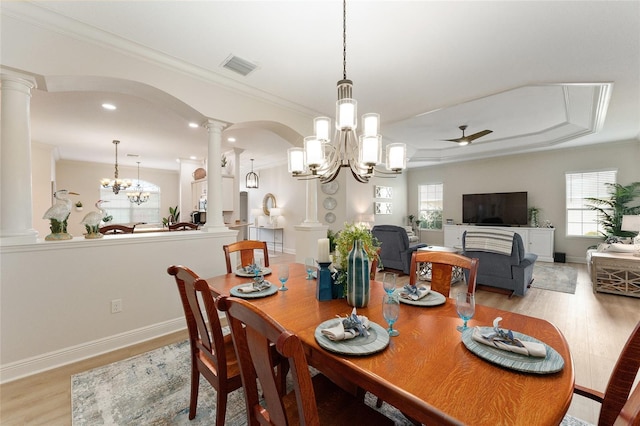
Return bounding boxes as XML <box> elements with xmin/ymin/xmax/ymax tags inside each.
<box><xmin>278</xmin><ymin>264</ymin><xmax>289</xmax><ymax>291</ymax></box>
<box><xmin>455</xmin><ymin>292</ymin><xmax>475</xmax><ymax>332</ymax></box>
<box><xmin>305</xmin><ymin>257</ymin><xmax>315</xmax><ymax>280</ymax></box>
<box><xmin>382</xmin><ymin>272</ymin><xmax>397</xmax><ymax>295</ymax></box>
<box><xmin>252</xmin><ymin>258</ymin><xmax>263</xmax><ymax>280</ymax></box>
<box><xmin>382</xmin><ymin>294</ymin><xmax>400</xmax><ymax>337</ymax></box>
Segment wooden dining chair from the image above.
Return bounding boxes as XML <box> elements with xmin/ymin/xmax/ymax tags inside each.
<box><xmin>215</xmin><ymin>295</ymin><xmax>395</xmax><ymax>426</ymax></box>
<box><xmin>168</xmin><ymin>221</ymin><xmax>199</xmax><ymax>231</ymax></box>
<box><xmin>166</xmin><ymin>265</ymin><xmax>242</xmax><ymax>426</ymax></box>
<box><xmin>223</xmin><ymin>240</ymin><xmax>270</xmax><ymax>273</ymax></box>
<box><xmin>409</xmin><ymin>251</ymin><xmax>479</xmax><ymax>297</ymax></box>
<box><xmin>99</xmin><ymin>224</ymin><xmax>135</xmax><ymax>234</ymax></box>
<box><xmin>569</xmin><ymin>321</ymin><xmax>640</xmax><ymax>426</ymax></box>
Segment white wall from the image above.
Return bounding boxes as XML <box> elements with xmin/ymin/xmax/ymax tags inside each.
<box><xmin>407</xmin><ymin>140</ymin><xmax>640</xmax><ymax>262</ymax></box>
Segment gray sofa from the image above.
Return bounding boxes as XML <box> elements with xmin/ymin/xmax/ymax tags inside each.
<box><xmin>371</xmin><ymin>225</ymin><xmax>427</xmax><ymax>274</ymax></box>
<box><xmin>462</xmin><ymin>230</ymin><xmax>537</xmax><ymax>297</ymax></box>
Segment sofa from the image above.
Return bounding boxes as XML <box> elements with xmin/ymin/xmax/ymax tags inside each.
<box><xmin>371</xmin><ymin>225</ymin><xmax>428</xmax><ymax>274</ymax></box>
<box><xmin>462</xmin><ymin>229</ymin><xmax>537</xmax><ymax>297</ymax></box>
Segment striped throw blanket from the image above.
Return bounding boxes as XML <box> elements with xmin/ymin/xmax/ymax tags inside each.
<box><xmin>465</xmin><ymin>229</ymin><xmax>515</xmax><ymax>255</ymax></box>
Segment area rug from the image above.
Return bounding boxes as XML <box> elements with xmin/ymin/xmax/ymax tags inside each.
<box><xmin>531</xmin><ymin>263</ymin><xmax>578</xmax><ymax>294</ymax></box>
<box><xmin>71</xmin><ymin>339</ymin><xmax>413</xmax><ymax>425</ymax></box>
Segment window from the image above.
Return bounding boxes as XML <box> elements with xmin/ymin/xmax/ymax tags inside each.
<box><xmin>100</xmin><ymin>179</ymin><xmax>161</xmax><ymax>224</ymax></box>
<box><xmin>418</xmin><ymin>183</ymin><xmax>443</xmax><ymax>230</ymax></box>
<box><xmin>565</xmin><ymin>170</ymin><xmax>616</xmax><ymax>236</ymax></box>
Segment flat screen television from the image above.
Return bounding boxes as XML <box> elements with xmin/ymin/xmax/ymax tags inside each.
<box><xmin>462</xmin><ymin>192</ymin><xmax>528</xmax><ymax>226</ymax></box>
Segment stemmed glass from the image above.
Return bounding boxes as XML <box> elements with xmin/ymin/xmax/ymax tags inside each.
<box><xmin>382</xmin><ymin>294</ymin><xmax>400</xmax><ymax>337</ymax></box>
<box><xmin>252</xmin><ymin>258</ymin><xmax>263</xmax><ymax>281</ymax></box>
<box><xmin>455</xmin><ymin>292</ymin><xmax>475</xmax><ymax>332</ymax></box>
<box><xmin>305</xmin><ymin>257</ymin><xmax>316</xmax><ymax>280</ymax></box>
<box><xmin>278</xmin><ymin>264</ymin><xmax>289</xmax><ymax>291</ymax></box>
<box><xmin>382</xmin><ymin>272</ymin><xmax>397</xmax><ymax>295</ymax></box>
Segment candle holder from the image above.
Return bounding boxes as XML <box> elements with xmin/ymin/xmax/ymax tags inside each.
<box><xmin>316</xmin><ymin>262</ymin><xmax>333</xmax><ymax>301</ymax></box>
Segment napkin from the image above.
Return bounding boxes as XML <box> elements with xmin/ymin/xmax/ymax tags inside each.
<box><xmin>471</xmin><ymin>318</ymin><xmax>547</xmax><ymax>358</ymax></box>
<box><xmin>236</xmin><ymin>281</ymin><xmax>270</xmax><ymax>293</ymax></box>
<box><xmin>400</xmin><ymin>284</ymin><xmax>430</xmax><ymax>301</ymax></box>
<box><xmin>321</xmin><ymin>308</ymin><xmax>370</xmax><ymax>341</ymax></box>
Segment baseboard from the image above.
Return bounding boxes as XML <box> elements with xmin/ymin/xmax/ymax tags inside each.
<box><xmin>0</xmin><ymin>318</ymin><xmax>185</xmax><ymax>384</ymax></box>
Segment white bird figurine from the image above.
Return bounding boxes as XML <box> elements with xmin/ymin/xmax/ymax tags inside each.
<box><xmin>43</xmin><ymin>189</ymin><xmax>79</xmax><ymax>240</ymax></box>
<box><xmin>81</xmin><ymin>200</ymin><xmax>109</xmax><ymax>239</ymax></box>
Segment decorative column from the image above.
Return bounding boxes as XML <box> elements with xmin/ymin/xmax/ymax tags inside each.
<box><xmin>0</xmin><ymin>71</ymin><xmax>38</xmax><ymax>245</ymax></box>
<box><xmin>304</xmin><ymin>179</ymin><xmax>320</xmax><ymax>224</ymax></box>
<box><xmin>202</xmin><ymin>119</ymin><xmax>227</xmax><ymax>230</ymax></box>
<box><xmin>294</xmin><ymin>178</ymin><xmax>326</xmax><ymax>263</ymax></box>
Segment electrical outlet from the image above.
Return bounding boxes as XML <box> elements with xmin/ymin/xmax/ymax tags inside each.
<box><xmin>111</xmin><ymin>299</ymin><xmax>123</xmax><ymax>314</ymax></box>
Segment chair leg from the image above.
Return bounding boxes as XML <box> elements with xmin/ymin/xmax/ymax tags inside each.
<box><xmin>189</xmin><ymin>366</ymin><xmax>199</xmax><ymax>420</ymax></box>
<box><xmin>215</xmin><ymin>390</ymin><xmax>228</xmax><ymax>426</ymax></box>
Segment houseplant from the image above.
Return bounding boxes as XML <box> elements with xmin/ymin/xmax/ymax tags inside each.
<box><xmin>333</xmin><ymin>223</ymin><xmax>381</xmax><ymax>296</ymax></box>
<box><xmin>162</xmin><ymin>205</ymin><xmax>180</xmax><ymax>227</ymax></box>
<box><xmin>585</xmin><ymin>182</ymin><xmax>640</xmax><ymax>238</ymax></box>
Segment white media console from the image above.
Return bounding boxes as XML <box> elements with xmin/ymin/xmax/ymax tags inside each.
<box><xmin>443</xmin><ymin>224</ymin><xmax>555</xmax><ymax>263</ymax></box>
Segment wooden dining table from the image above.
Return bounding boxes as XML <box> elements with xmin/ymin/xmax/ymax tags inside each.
<box><xmin>205</xmin><ymin>263</ymin><xmax>574</xmax><ymax>426</ymax></box>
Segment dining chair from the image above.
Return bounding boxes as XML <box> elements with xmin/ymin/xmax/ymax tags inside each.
<box><xmin>166</xmin><ymin>265</ymin><xmax>242</xmax><ymax>426</ymax></box>
<box><xmin>223</xmin><ymin>240</ymin><xmax>270</xmax><ymax>273</ymax></box>
<box><xmin>215</xmin><ymin>295</ymin><xmax>395</xmax><ymax>426</ymax></box>
<box><xmin>568</xmin><ymin>321</ymin><xmax>640</xmax><ymax>426</ymax></box>
<box><xmin>168</xmin><ymin>221</ymin><xmax>199</xmax><ymax>231</ymax></box>
<box><xmin>99</xmin><ymin>224</ymin><xmax>135</xmax><ymax>234</ymax></box>
<box><xmin>409</xmin><ymin>251</ymin><xmax>479</xmax><ymax>297</ymax></box>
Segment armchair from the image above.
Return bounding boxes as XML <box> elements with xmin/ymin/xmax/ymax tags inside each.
<box><xmin>371</xmin><ymin>225</ymin><xmax>427</xmax><ymax>274</ymax></box>
<box><xmin>462</xmin><ymin>229</ymin><xmax>537</xmax><ymax>297</ymax></box>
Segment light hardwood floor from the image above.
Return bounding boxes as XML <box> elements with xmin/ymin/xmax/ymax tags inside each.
<box><xmin>1</xmin><ymin>254</ymin><xmax>639</xmax><ymax>425</ymax></box>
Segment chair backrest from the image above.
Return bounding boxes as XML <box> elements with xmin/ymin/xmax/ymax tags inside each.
<box><xmin>168</xmin><ymin>222</ymin><xmax>199</xmax><ymax>231</ymax></box>
<box><xmin>601</xmin><ymin>321</ymin><xmax>640</xmax><ymax>426</ymax></box>
<box><xmin>223</xmin><ymin>240</ymin><xmax>270</xmax><ymax>273</ymax></box>
<box><xmin>462</xmin><ymin>230</ymin><xmax>525</xmax><ymax>263</ymax></box>
<box><xmin>216</xmin><ymin>295</ymin><xmax>321</xmax><ymax>426</ymax></box>
<box><xmin>99</xmin><ymin>224</ymin><xmax>135</xmax><ymax>234</ymax></box>
<box><xmin>166</xmin><ymin>265</ymin><xmax>230</xmax><ymax>381</ymax></box>
<box><xmin>409</xmin><ymin>251</ymin><xmax>478</xmax><ymax>297</ymax></box>
<box><xmin>615</xmin><ymin>381</ymin><xmax>640</xmax><ymax>426</ymax></box>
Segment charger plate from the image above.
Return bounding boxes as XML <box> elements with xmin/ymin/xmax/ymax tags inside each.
<box><xmin>461</xmin><ymin>326</ymin><xmax>564</xmax><ymax>374</ymax></box>
<box><xmin>399</xmin><ymin>291</ymin><xmax>446</xmax><ymax>307</ymax></box>
<box><xmin>315</xmin><ymin>319</ymin><xmax>389</xmax><ymax>356</ymax></box>
<box><xmin>230</xmin><ymin>282</ymin><xmax>277</xmax><ymax>299</ymax></box>
<box><xmin>235</xmin><ymin>267</ymin><xmax>272</xmax><ymax>277</ymax></box>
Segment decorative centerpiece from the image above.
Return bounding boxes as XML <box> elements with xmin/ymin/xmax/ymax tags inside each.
<box><xmin>80</xmin><ymin>200</ymin><xmax>108</xmax><ymax>239</ymax></box>
<box><xmin>43</xmin><ymin>189</ymin><xmax>79</xmax><ymax>241</ymax></box>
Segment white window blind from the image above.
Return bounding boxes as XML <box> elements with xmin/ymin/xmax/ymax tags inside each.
<box><xmin>565</xmin><ymin>170</ymin><xmax>616</xmax><ymax>236</ymax></box>
<box><xmin>418</xmin><ymin>183</ymin><xmax>443</xmax><ymax>230</ymax></box>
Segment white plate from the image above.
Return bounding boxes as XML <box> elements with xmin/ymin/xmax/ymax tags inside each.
<box><xmin>323</xmin><ymin>197</ymin><xmax>337</xmax><ymax>210</ymax></box>
<box><xmin>235</xmin><ymin>267</ymin><xmax>272</xmax><ymax>277</ymax></box>
<box><xmin>398</xmin><ymin>290</ymin><xmax>446</xmax><ymax>306</ymax></box>
<box><xmin>321</xmin><ymin>181</ymin><xmax>339</xmax><ymax>195</ymax></box>
<box><xmin>314</xmin><ymin>319</ymin><xmax>389</xmax><ymax>355</ymax></box>
<box><xmin>230</xmin><ymin>282</ymin><xmax>278</xmax><ymax>299</ymax></box>
<box><xmin>324</xmin><ymin>212</ymin><xmax>336</xmax><ymax>223</ymax></box>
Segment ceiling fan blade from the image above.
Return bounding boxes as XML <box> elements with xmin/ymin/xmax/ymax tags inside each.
<box><xmin>444</xmin><ymin>137</ymin><xmax>465</xmax><ymax>143</ymax></box>
<box><xmin>466</xmin><ymin>129</ymin><xmax>493</xmax><ymax>141</ymax></box>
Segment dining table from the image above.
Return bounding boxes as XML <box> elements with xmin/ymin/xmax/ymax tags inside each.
<box><xmin>205</xmin><ymin>263</ymin><xmax>574</xmax><ymax>426</ymax></box>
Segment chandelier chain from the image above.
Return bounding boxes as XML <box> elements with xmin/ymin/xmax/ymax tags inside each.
<box><xmin>342</xmin><ymin>0</ymin><xmax>347</xmax><ymax>80</ymax></box>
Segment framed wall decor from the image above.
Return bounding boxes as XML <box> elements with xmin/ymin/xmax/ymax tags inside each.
<box><xmin>374</xmin><ymin>185</ymin><xmax>392</xmax><ymax>199</ymax></box>
<box><xmin>374</xmin><ymin>202</ymin><xmax>392</xmax><ymax>215</ymax></box>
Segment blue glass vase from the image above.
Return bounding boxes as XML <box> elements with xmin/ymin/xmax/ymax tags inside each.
<box><xmin>346</xmin><ymin>239</ymin><xmax>370</xmax><ymax>308</ymax></box>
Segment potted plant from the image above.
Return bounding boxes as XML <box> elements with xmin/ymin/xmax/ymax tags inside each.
<box><xmin>332</xmin><ymin>223</ymin><xmax>381</xmax><ymax>296</ymax></box>
<box><xmin>162</xmin><ymin>205</ymin><xmax>180</xmax><ymax>227</ymax></box>
<box><xmin>528</xmin><ymin>207</ymin><xmax>541</xmax><ymax>227</ymax></box>
<box><xmin>585</xmin><ymin>182</ymin><xmax>640</xmax><ymax>238</ymax></box>
<box><xmin>75</xmin><ymin>201</ymin><xmax>83</xmax><ymax>212</ymax></box>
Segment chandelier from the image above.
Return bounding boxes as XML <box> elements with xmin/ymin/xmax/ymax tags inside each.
<box><xmin>100</xmin><ymin>140</ymin><xmax>131</xmax><ymax>194</ymax></box>
<box><xmin>246</xmin><ymin>158</ymin><xmax>259</xmax><ymax>189</ymax></box>
<box><xmin>287</xmin><ymin>0</ymin><xmax>406</xmax><ymax>184</ymax></box>
<box><xmin>127</xmin><ymin>162</ymin><xmax>150</xmax><ymax>205</ymax></box>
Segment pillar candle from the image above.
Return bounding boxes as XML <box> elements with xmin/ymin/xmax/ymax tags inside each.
<box><xmin>317</xmin><ymin>238</ymin><xmax>331</xmax><ymax>263</ymax></box>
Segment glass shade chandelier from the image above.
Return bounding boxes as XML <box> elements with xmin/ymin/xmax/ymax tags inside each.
<box><xmin>100</xmin><ymin>140</ymin><xmax>131</xmax><ymax>194</ymax></box>
<box><xmin>287</xmin><ymin>0</ymin><xmax>406</xmax><ymax>184</ymax></box>
<box><xmin>127</xmin><ymin>162</ymin><xmax>150</xmax><ymax>205</ymax></box>
<box><xmin>246</xmin><ymin>158</ymin><xmax>259</xmax><ymax>189</ymax></box>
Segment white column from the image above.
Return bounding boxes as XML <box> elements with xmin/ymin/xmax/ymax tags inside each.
<box><xmin>0</xmin><ymin>72</ymin><xmax>38</xmax><ymax>245</ymax></box>
<box><xmin>304</xmin><ymin>179</ymin><xmax>320</xmax><ymax>224</ymax></box>
<box><xmin>202</xmin><ymin>119</ymin><xmax>227</xmax><ymax>230</ymax></box>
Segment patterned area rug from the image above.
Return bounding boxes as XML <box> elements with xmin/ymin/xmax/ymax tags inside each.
<box><xmin>71</xmin><ymin>339</ymin><xmax>413</xmax><ymax>425</ymax></box>
<box><xmin>531</xmin><ymin>263</ymin><xmax>578</xmax><ymax>294</ymax></box>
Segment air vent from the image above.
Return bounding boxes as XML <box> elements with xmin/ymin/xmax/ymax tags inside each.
<box><xmin>221</xmin><ymin>54</ymin><xmax>258</xmax><ymax>76</ymax></box>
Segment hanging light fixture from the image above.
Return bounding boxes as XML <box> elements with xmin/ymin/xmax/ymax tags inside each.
<box><xmin>288</xmin><ymin>0</ymin><xmax>406</xmax><ymax>184</ymax></box>
<box><xmin>100</xmin><ymin>140</ymin><xmax>131</xmax><ymax>194</ymax></box>
<box><xmin>127</xmin><ymin>161</ymin><xmax>150</xmax><ymax>205</ymax></box>
<box><xmin>246</xmin><ymin>158</ymin><xmax>259</xmax><ymax>189</ymax></box>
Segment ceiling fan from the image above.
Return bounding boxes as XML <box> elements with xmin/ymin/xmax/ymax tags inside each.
<box><xmin>444</xmin><ymin>125</ymin><xmax>493</xmax><ymax>146</ymax></box>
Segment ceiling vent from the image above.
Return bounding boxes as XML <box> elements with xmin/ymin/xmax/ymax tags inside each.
<box><xmin>221</xmin><ymin>54</ymin><xmax>258</xmax><ymax>76</ymax></box>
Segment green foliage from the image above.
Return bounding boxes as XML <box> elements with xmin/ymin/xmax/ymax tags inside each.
<box><xmin>163</xmin><ymin>205</ymin><xmax>180</xmax><ymax>227</ymax></box>
<box><xmin>585</xmin><ymin>182</ymin><xmax>640</xmax><ymax>237</ymax></box>
<box><xmin>327</xmin><ymin>229</ymin><xmax>338</xmax><ymax>253</ymax></box>
<box><xmin>334</xmin><ymin>223</ymin><xmax>380</xmax><ymax>272</ymax></box>
<box><xmin>102</xmin><ymin>214</ymin><xmax>113</xmax><ymax>223</ymax></box>
<box><xmin>75</xmin><ymin>201</ymin><xmax>83</xmax><ymax>208</ymax></box>
<box><xmin>221</xmin><ymin>154</ymin><xmax>228</xmax><ymax>167</ymax></box>
<box><xmin>49</xmin><ymin>216</ymin><xmax>69</xmax><ymax>234</ymax></box>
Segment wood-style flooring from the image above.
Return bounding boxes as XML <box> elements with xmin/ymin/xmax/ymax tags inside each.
<box><xmin>1</xmin><ymin>252</ymin><xmax>639</xmax><ymax>425</ymax></box>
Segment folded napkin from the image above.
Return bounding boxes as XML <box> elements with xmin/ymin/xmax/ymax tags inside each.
<box><xmin>236</xmin><ymin>281</ymin><xmax>270</xmax><ymax>293</ymax></box>
<box><xmin>400</xmin><ymin>284</ymin><xmax>430</xmax><ymax>301</ymax></box>
<box><xmin>321</xmin><ymin>308</ymin><xmax>370</xmax><ymax>341</ymax></box>
<box><xmin>471</xmin><ymin>317</ymin><xmax>546</xmax><ymax>357</ymax></box>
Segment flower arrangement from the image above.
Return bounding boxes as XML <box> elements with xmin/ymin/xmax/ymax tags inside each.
<box><xmin>333</xmin><ymin>223</ymin><xmax>380</xmax><ymax>288</ymax></box>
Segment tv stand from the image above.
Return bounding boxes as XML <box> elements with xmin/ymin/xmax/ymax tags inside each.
<box><xmin>444</xmin><ymin>224</ymin><xmax>555</xmax><ymax>262</ymax></box>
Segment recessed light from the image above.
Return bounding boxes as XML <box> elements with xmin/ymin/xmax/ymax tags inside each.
<box><xmin>227</xmin><ymin>137</ymin><xmax>236</xmax><ymax>143</ymax></box>
<box><xmin>102</xmin><ymin>103</ymin><xmax>116</xmax><ymax>110</ymax></box>
<box><xmin>190</xmin><ymin>156</ymin><xmax>197</xmax><ymax>160</ymax></box>
<box><xmin>188</xmin><ymin>122</ymin><xmax>199</xmax><ymax>128</ymax></box>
